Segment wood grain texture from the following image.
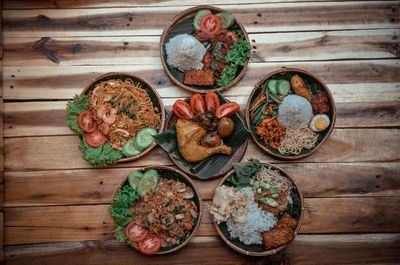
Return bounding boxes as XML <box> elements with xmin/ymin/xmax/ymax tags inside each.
<box><xmin>4</xmin><ymin>197</ymin><xmax>400</xmax><ymax>244</ymax></box>
<box><xmin>4</xmin><ymin>234</ymin><xmax>400</xmax><ymax>265</ymax></box>
<box><xmin>3</xmin><ymin>29</ymin><xmax>399</xmax><ymax>66</ymax></box>
<box><xmin>3</xmin><ymin>59</ymin><xmax>400</xmax><ymax>100</ymax></box>
<box><xmin>4</xmin><ymin>129</ymin><xmax>400</xmax><ymax>171</ymax></box>
<box><xmin>5</xmin><ymin>0</ymin><xmax>395</xmax><ymax>9</ymax></box>
<box><xmin>3</xmin><ymin>99</ymin><xmax>400</xmax><ymax>137</ymax></box>
<box><xmin>3</xmin><ymin>163</ymin><xmax>400</xmax><ymax>207</ymax></box>
<box><xmin>3</xmin><ymin>2</ymin><xmax>399</xmax><ymax>37</ymax></box>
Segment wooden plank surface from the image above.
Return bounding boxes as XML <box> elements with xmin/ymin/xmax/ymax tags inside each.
<box><xmin>4</xmin><ymin>162</ymin><xmax>400</xmax><ymax>207</ymax></box>
<box><xmin>3</xmin><ymin>59</ymin><xmax>400</xmax><ymax>100</ymax></box>
<box><xmin>3</xmin><ymin>2</ymin><xmax>399</xmax><ymax>37</ymax></box>
<box><xmin>4</xmin><ymin>129</ymin><xmax>400</xmax><ymax>171</ymax></box>
<box><xmin>4</xmin><ymin>197</ymin><xmax>400</xmax><ymax>245</ymax></box>
<box><xmin>4</xmin><ymin>234</ymin><xmax>400</xmax><ymax>265</ymax></box>
<box><xmin>3</xmin><ymin>29</ymin><xmax>399</xmax><ymax>66</ymax></box>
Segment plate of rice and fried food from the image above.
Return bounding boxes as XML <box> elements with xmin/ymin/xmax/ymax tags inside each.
<box><xmin>66</xmin><ymin>73</ymin><xmax>165</xmax><ymax>166</ymax></box>
<box><xmin>160</xmin><ymin>5</ymin><xmax>251</xmax><ymax>92</ymax></box>
<box><xmin>109</xmin><ymin>166</ymin><xmax>201</xmax><ymax>255</ymax></box>
<box><xmin>210</xmin><ymin>159</ymin><xmax>303</xmax><ymax>256</ymax></box>
<box><xmin>246</xmin><ymin>68</ymin><xmax>336</xmax><ymax>159</ymax></box>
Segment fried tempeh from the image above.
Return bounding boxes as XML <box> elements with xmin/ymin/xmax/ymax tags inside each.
<box><xmin>184</xmin><ymin>69</ymin><xmax>215</xmax><ymax>86</ymax></box>
<box><xmin>262</xmin><ymin>213</ymin><xmax>298</xmax><ymax>250</ymax></box>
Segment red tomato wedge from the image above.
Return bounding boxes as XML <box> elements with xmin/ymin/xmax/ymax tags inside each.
<box><xmin>138</xmin><ymin>233</ymin><xmax>161</xmax><ymax>255</ymax></box>
<box><xmin>173</xmin><ymin>100</ymin><xmax>194</xmax><ymax>120</ymax></box>
<box><xmin>125</xmin><ymin>221</ymin><xmax>148</xmax><ymax>243</ymax></box>
<box><xmin>215</xmin><ymin>102</ymin><xmax>240</xmax><ymax>119</ymax></box>
<box><xmin>78</xmin><ymin>110</ymin><xmax>97</xmax><ymax>133</ymax></box>
<box><xmin>205</xmin><ymin>92</ymin><xmax>220</xmax><ymax>111</ymax></box>
<box><xmin>85</xmin><ymin>129</ymin><xmax>106</xmax><ymax>148</ymax></box>
<box><xmin>190</xmin><ymin>93</ymin><xmax>206</xmax><ymax>114</ymax></box>
<box><xmin>200</xmin><ymin>14</ymin><xmax>221</xmax><ymax>36</ymax></box>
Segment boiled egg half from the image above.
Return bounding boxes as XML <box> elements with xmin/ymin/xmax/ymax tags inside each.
<box><xmin>309</xmin><ymin>114</ymin><xmax>330</xmax><ymax>132</ymax></box>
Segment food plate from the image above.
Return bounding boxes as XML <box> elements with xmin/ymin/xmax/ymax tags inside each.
<box><xmin>245</xmin><ymin>68</ymin><xmax>336</xmax><ymax>160</ymax></box>
<box><xmin>160</xmin><ymin>5</ymin><xmax>251</xmax><ymax>93</ymax></box>
<box><xmin>66</xmin><ymin>72</ymin><xmax>165</xmax><ymax>166</ymax></box>
<box><xmin>109</xmin><ymin>166</ymin><xmax>202</xmax><ymax>255</ymax></box>
<box><xmin>154</xmin><ymin>91</ymin><xmax>249</xmax><ymax>180</ymax></box>
<box><xmin>211</xmin><ymin>160</ymin><xmax>304</xmax><ymax>256</ymax></box>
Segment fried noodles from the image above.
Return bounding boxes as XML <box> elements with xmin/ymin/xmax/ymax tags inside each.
<box><xmin>278</xmin><ymin>127</ymin><xmax>318</xmax><ymax>155</ymax></box>
<box><xmin>88</xmin><ymin>78</ymin><xmax>161</xmax><ymax>150</ymax></box>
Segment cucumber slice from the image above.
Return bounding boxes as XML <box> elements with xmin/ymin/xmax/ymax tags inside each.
<box><xmin>137</xmin><ymin>169</ymin><xmax>159</xmax><ymax>196</ymax></box>
<box><xmin>277</xmin><ymin>80</ymin><xmax>291</xmax><ymax>96</ymax></box>
<box><xmin>267</xmin><ymin>79</ymin><xmax>278</xmax><ymax>95</ymax></box>
<box><xmin>122</xmin><ymin>139</ymin><xmax>141</xmax><ymax>157</ymax></box>
<box><xmin>134</xmin><ymin>127</ymin><xmax>157</xmax><ymax>152</ymax></box>
<box><xmin>193</xmin><ymin>9</ymin><xmax>211</xmax><ymax>30</ymax></box>
<box><xmin>128</xmin><ymin>171</ymin><xmax>143</xmax><ymax>190</ymax></box>
<box><xmin>216</xmin><ymin>12</ymin><xmax>235</xmax><ymax>29</ymax></box>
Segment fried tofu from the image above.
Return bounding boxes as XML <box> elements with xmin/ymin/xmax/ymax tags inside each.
<box><xmin>262</xmin><ymin>213</ymin><xmax>298</xmax><ymax>250</ymax></box>
<box><xmin>184</xmin><ymin>69</ymin><xmax>215</xmax><ymax>86</ymax></box>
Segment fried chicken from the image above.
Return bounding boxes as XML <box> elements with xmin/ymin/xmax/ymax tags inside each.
<box><xmin>262</xmin><ymin>213</ymin><xmax>298</xmax><ymax>250</ymax></box>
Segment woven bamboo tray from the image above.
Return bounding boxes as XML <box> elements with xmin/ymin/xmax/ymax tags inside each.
<box><xmin>111</xmin><ymin>165</ymin><xmax>203</xmax><ymax>254</ymax></box>
<box><xmin>160</xmin><ymin>5</ymin><xmax>250</xmax><ymax>93</ymax></box>
<box><xmin>245</xmin><ymin>68</ymin><xmax>336</xmax><ymax>160</ymax></box>
<box><xmin>213</xmin><ymin>162</ymin><xmax>304</xmax><ymax>256</ymax></box>
<box><xmin>80</xmin><ymin>72</ymin><xmax>165</xmax><ymax>163</ymax></box>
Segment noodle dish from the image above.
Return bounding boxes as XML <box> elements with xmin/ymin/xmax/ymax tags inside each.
<box><xmin>109</xmin><ymin>167</ymin><xmax>201</xmax><ymax>255</ymax></box>
<box><xmin>246</xmin><ymin>69</ymin><xmax>335</xmax><ymax>158</ymax></box>
<box><xmin>66</xmin><ymin>74</ymin><xmax>164</xmax><ymax>166</ymax></box>
<box><xmin>210</xmin><ymin>159</ymin><xmax>302</xmax><ymax>255</ymax></box>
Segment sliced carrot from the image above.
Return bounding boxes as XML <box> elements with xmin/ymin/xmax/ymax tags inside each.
<box><xmin>260</xmin><ymin>116</ymin><xmax>276</xmax><ymax>125</ymax></box>
<box><xmin>185</xmin><ymin>223</ymin><xmax>193</xmax><ymax>231</ymax></box>
<box><xmin>249</xmin><ymin>96</ymin><xmax>266</xmax><ymax>112</ymax></box>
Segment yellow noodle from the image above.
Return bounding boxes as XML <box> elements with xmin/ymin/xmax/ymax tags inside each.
<box><xmin>88</xmin><ymin>78</ymin><xmax>161</xmax><ymax>150</ymax></box>
<box><xmin>278</xmin><ymin>127</ymin><xmax>318</xmax><ymax>155</ymax></box>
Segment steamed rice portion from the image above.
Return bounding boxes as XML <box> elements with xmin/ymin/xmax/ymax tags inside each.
<box><xmin>277</xmin><ymin>95</ymin><xmax>313</xmax><ymax>129</ymax></box>
<box><xmin>227</xmin><ymin>187</ymin><xmax>277</xmax><ymax>245</ymax></box>
<box><xmin>165</xmin><ymin>34</ymin><xmax>207</xmax><ymax>72</ymax></box>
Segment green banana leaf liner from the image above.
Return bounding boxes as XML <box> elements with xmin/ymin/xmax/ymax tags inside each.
<box><xmin>154</xmin><ymin>91</ymin><xmax>250</xmax><ymax>180</ymax></box>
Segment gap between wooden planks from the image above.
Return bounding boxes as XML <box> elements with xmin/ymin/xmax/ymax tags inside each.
<box><xmin>2</xmin><ymin>29</ymin><xmax>399</xmax><ymax>66</ymax></box>
<box><xmin>4</xmin><ymin>234</ymin><xmax>400</xmax><ymax>265</ymax></box>
<box><xmin>3</xmin><ymin>162</ymin><xmax>400</xmax><ymax>207</ymax></box>
<box><xmin>3</xmin><ymin>129</ymin><xmax>400</xmax><ymax>171</ymax></box>
<box><xmin>3</xmin><ymin>197</ymin><xmax>400</xmax><ymax>245</ymax></box>
<box><xmin>2</xmin><ymin>2</ymin><xmax>399</xmax><ymax>37</ymax></box>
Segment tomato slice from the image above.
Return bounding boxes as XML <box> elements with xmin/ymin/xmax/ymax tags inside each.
<box><xmin>215</xmin><ymin>102</ymin><xmax>240</xmax><ymax>119</ymax></box>
<box><xmin>85</xmin><ymin>129</ymin><xmax>106</xmax><ymax>148</ymax></box>
<box><xmin>205</xmin><ymin>92</ymin><xmax>220</xmax><ymax>111</ymax></box>
<box><xmin>125</xmin><ymin>221</ymin><xmax>148</xmax><ymax>243</ymax></box>
<box><xmin>78</xmin><ymin>110</ymin><xmax>97</xmax><ymax>133</ymax></box>
<box><xmin>190</xmin><ymin>93</ymin><xmax>206</xmax><ymax>114</ymax></box>
<box><xmin>200</xmin><ymin>14</ymin><xmax>221</xmax><ymax>36</ymax></box>
<box><xmin>173</xmin><ymin>100</ymin><xmax>194</xmax><ymax>120</ymax></box>
<box><xmin>138</xmin><ymin>233</ymin><xmax>161</xmax><ymax>255</ymax></box>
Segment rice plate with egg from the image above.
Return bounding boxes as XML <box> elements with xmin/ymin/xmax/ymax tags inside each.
<box><xmin>227</xmin><ymin>187</ymin><xmax>277</xmax><ymax>245</ymax></box>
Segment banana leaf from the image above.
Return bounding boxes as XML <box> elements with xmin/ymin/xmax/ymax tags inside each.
<box><xmin>249</xmin><ymin>72</ymin><xmax>334</xmax><ymax>157</ymax></box>
<box><xmin>162</xmin><ymin>15</ymin><xmax>247</xmax><ymax>91</ymax></box>
<box><xmin>154</xmin><ymin>91</ymin><xmax>250</xmax><ymax>179</ymax></box>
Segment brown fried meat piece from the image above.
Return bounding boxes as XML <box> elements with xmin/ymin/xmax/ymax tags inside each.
<box><xmin>311</xmin><ymin>91</ymin><xmax>330</xmax><ymax>114</ymax></box>
<box><xmin>184</xmin><ymin>69</ymin><xmax>215</xmax><ymax>86</ymax></box>
<box><xmin>262</xmin><ymin>213</ymin><xmax>298</xmax><ymax>250</ymax></box>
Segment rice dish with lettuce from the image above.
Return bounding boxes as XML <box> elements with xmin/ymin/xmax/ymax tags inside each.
<box><xmin>226</xmin><ymin>187</ymin><xmax>277</xmax><ymax>245</ymax></box>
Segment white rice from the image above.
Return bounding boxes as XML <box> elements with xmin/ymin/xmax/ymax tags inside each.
<box><xmin>226</xmin><ymin>187</ymin><xmax>277</xmax><ymax>245</ymax></box>
<box><xmin>277</xmin><ymin>94</ymin><xmax>313</xmax><ymax>129</ymax></box>
<box><xmin>165</xmin><ymin>34</ymin><xmax>206</xmax><ymax>72</ymax></box>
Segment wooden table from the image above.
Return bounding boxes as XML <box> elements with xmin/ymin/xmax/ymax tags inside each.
<box><xmin>1</xmin><ymin>0</ymin><xmax>400</xmax><ymax>264</ymax></box>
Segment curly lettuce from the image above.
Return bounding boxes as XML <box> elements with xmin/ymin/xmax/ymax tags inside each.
<box><xmin>217</xmin><ymin>39</ymin><xmax>251</xmax><ymax>88</ymax></box>
<box><xmin>66</xmin><ymin>95</ymin><xmax>90</xmax><ymax>135</ymax></box>
<box><xmin>79</xmin><ymin>141</ymin><xmax>123</xmax><ymax>167</ymax></box>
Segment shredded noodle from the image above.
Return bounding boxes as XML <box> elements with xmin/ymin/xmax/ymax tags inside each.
<box><xmin>256</xmin><ymin>166</ymin><xmax>292</xmax><ymax>194</ymax></box>
<box><xmin>88</xmin><ymin>78</ymin><xmax>161</xmax><ymax>150</ymax></box>
<box><xmin>278</xmin><ymin>127</ymin><xmax>318</xmax><ymax>155</ymax></box>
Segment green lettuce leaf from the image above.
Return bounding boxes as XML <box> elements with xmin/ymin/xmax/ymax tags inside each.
<box><xmin>79</xmin><ymin>140</ymin><xmax>123</xmax><ymax>167</ymax></box>
<box><xmin>66</xmin><ymin>95</ymin><xmax>90</xmax><ymax>135</ymax></box>
<box><xmin>109</xmin><ymin>185</ymin><xmax>138</xmax><ymax>228</ymax></box>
